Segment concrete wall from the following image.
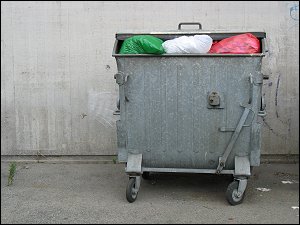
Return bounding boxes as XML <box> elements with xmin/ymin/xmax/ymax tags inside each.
<box><xmin>1</xmin><ymin>1</ymin><xmax>299</xmax><ymax>156</ymax></box>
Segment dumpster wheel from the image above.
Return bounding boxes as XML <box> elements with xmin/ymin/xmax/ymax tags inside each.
<box><xmin>126</xmin><ymin>177</ymin><xmax>139</xmax><ymax>203</ymax></box>
<box><xmin>226</xmin><ymin>180</ymin><xmax>246</xmax><ymax>205</ymax></box>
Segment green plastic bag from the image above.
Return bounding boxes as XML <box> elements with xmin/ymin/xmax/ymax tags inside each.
<box><xmin>119</xmin><ymin>35</ymin><xmax>165</xmax><ymax>54</ymax></box>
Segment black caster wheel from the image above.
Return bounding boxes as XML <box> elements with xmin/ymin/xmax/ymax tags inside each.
<box><xmin>126</xmin><ymin>177</ymin><xmax>139</xmax><ymax>203</ymax></box>
<box><xmin>226</xmin><ymin>180</ymin><xmax>245</xmax><ymax>206</ymax></box>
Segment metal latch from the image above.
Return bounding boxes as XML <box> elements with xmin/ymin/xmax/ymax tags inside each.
<box><xmin>208</xmin><ymin>92</ymin><xmax>220</xmax><ymax>106</ymax></box>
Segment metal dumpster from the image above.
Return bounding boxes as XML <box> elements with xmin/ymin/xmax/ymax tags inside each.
<box><xmin>112</xmin><ymin>23</ymin><xmax>268</xmax><ymax>205</ymax></box>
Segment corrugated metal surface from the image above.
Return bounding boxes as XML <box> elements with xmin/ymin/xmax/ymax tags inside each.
<box><xmin>116</xmin><ymin>56</ymin><xmax>263</xmax><ymax>169</ymax></box>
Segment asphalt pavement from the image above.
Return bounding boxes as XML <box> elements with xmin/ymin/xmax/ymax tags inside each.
<box><xmin>1</xmin><ymin>162</ymin><xmax>299</xmax><ymax>224</ymax></box>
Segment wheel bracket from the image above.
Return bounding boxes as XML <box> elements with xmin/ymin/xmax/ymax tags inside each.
<box><xmin>236</xmin><ymin>178</ymin><xmax>247</xmax><ymax>197</ymax></box>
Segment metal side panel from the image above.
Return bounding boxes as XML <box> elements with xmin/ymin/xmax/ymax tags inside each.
<box><xmin>250</xmin><ymin>122</ymin><xmax>263</xmax><ymax>166</ymax></box>
<box><xmin>117</xmin><ymin>57</ymin><xmax>262</xmax><ymax>170</ymax></box>
<box><xmin>250</xmin><ymin>74</ymin><xmax>263</xmax><ymax>167</ymax></box>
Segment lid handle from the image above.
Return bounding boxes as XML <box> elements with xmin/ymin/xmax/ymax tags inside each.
<box><xmin>178</xmin><ymin>22</ymin><xmax>202</xmax><ymax>30</ymax></box>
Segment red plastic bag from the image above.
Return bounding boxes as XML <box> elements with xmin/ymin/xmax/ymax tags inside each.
<box><xmin>209</xmin><ymin>33</ymin><xmax>261</xmax><ymax>54</ymax></box>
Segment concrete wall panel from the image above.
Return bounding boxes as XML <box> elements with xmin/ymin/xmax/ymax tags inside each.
<box><xmin>1</xmin><ymin>1</ymin><xmax>299</xmax><ymax>156</ymax></box>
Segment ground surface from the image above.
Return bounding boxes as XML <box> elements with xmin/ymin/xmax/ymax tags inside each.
<box><xmin>1</xmin><ymin>162</ymin><xmax>299</xmax><ymax>224</ymax></box>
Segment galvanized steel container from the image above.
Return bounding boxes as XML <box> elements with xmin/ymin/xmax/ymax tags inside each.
<box><xmin>112</xmin><ymin>23</ymin><xmax>267</xmax><ymax>205</ymax></box>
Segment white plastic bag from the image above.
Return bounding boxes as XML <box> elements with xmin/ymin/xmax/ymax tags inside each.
<box><xmin>162</xmin><ymin>35</ymin><xmax>213</xmax><ymax>54</ymax></box>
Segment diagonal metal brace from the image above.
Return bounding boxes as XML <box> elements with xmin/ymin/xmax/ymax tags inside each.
<box><xmin>216</xmin><ymin>104</ymin><xmax>252</xmax><ymax>174</ymax></box>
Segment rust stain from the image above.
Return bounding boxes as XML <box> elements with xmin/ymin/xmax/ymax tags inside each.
<box><xmin>275</xmin><ymin>74</ymin><xmax>280</xmax><ymax>118</ymax></box>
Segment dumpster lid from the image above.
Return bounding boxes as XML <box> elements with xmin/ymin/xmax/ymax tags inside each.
<box><xmin>115</xmin><ymin>30</ymin><xmax>266</xmax><ymax>40</ymax></box>
<box><xmin>113</xmin><ymin>25</ymin><xmax>267</xmax><ymax>56</ymax></box>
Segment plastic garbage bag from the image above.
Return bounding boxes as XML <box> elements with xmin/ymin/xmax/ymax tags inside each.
<box><xmin>162</xmin><ymin>35</ymin><xmax>213</xmax><ymax>54</ymax></box>
<box><xmin>209</xmin><ymin>33</ymin><xmax>261</xmax><ymax>54</ymax></box>
<box><xmin>119</xmin><ymin>35</ymin><xmax>165</xmax><ymax>54</ymax></box>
